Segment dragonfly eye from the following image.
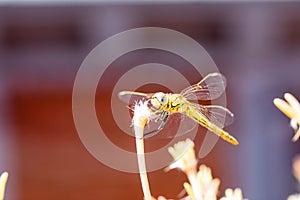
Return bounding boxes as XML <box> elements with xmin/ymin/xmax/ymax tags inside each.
<box><xmin>157</xmin><ymin>95</ymin><xmax>167</xmax><ymax>105</ymax></box>
<box><xmin>152</xmin><ymin>92</ymin><xmax>168</xmax><ymax>107</ymax></box>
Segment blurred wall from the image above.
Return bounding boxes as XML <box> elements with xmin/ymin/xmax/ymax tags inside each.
<box><xmin>0</xmin><ymin>2</ymin><xmax>300</xmax><ymax>200</ymax></box>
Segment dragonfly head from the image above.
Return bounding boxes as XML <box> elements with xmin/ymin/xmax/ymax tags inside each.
<box><xmin>151</xmin><ymin>92</ymin><xmax>168</xmax><ymax>109</ymax></box>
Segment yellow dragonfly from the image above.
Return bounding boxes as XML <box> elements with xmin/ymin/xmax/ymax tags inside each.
<box><xmin>118</xmin><ymin>72</ymin><xmax>239</xmax><ymax>145</ymax></box>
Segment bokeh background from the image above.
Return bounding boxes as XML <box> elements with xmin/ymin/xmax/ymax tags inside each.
<box><xmin>1</xmin><ymin>1</ymin><xmax>300</xmax><ymax>200</ymax></box>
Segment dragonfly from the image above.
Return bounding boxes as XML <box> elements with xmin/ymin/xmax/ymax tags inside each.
<box><xmin>118</xmin><ymin>72</ymin><xmax>239</xmax><ymax>145</ymax></box>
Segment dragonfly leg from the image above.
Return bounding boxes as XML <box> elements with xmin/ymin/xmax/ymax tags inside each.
<box><xmin>154</xmin><ymin>110</ymin><xmax>167</xmax><ymax>122</ymax></box>
<box><xmin>144</xmin><ymin>114</ymin><xmax>169</xmax><ymax>137</ymax></box>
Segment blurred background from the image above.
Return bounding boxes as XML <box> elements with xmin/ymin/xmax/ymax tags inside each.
<box><xmin>1</xmin><ymin>1</ymin><xmax>300</xmax><ymax>200</ymax></box>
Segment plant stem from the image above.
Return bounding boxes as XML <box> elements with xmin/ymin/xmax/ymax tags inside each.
<box><xmin>133</xmin><ymin>101</ymin><xmax>152</xmax><ymax>200</ymax></box>
<box><xmin>135</xmin><ymin>136</ymin><xmax>152</xmax><ymax>200</ymax></box>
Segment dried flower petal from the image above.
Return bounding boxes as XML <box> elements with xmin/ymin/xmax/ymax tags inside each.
<box><xmin>285</xmin><ymin>93</ymin><xmax>300</xmax><ymax>119</ymax></box>
<box><xmin>166</xmin><ymin>138</ymin><xmax>196</xmax><ymax>173</ymax></box>
<box><xmin>167</xmin><ymin>139</ymin><xmax>221</xmax><ymax>200</ymax></box>
<box><xmin>0</xmin><ymin>172</ymin><xmax>8</xmax><ymax>200</ymax></box>
<box><xmin>274</xmin><ymin>93</ymin><xmax>300</xmax><ymax>141</ymax></box>
<box><xmin>196</xmin><ymin>165</ymin><xmax>220</xmax><ymax>200</ymax></box>
<box><xmin>183</xmin><ymin>182</ymin><xmax>196</xmax><ymax>200</ymax></box>
<box><xmin>287</xmin><ymin>193</ymin><xmax>300</xmax><ymax>200</ymax></box>
<box><xmin>274</xmin><ymin>98</ymin><xmax>296</xmax><ymax>120</ymax></box>
<box><xmin>292</xmin><ymin>130</ymin><xmax>300</xmax><ymax>142</ymax></box>
<box><xmin>293</xmin><ymin>155</ymin><xmax>300</xmax><ymax>183</ymax></box>
<box><xmin>220</xmin><ymin>188</ymin><xmax>245</xmax><ymax>200</ymax></box>
<box><xmin>133</xmin><ymin>100</ymin><xmax>151</xmax><ymax>128</ymax></box>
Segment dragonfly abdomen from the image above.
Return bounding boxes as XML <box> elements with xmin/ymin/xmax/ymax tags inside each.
<box><xmin>186</xmin><ymin>105</ymin><xmax>239</xmax><ymax>145</ymax></box>
<box><xmin>184</xmin><ymin>104</ymin><xmax>209</xmax><ymax>126</ymax></box>
<box><xmin>206</xmin><ymin>122</ymin><xmax>239</xmax><ymax>145</ymax></box>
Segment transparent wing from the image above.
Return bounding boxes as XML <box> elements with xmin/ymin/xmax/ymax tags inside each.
<box><xmin>144</xmin><ymin>113</ymin><xmax>198</xmax><ymax>139</ymax></box>
<box><xmin>191</xmin><ymin>103</ymin><xmax>234</xmax><ymax>128</ymax></box>
<box><xmin>118</xmin><ymin>91</ymin><xmax>153</xmax><ymax>105</ymax></box>
<box><xmin>180</xmin><ymin>73</ymin><xmax>226</xmax><ymax>101</ymax></box>
<box><xmin>145</xmin><ymin>103</ymin><xmax>234</xmax><ymax>139</ymax></box>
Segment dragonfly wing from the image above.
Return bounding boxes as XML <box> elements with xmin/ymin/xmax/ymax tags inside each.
<box><xmin>174</xmin><ymin>113</ymin><xmax>198</xmax><ymax>137</ymax></box>
<box><xmin>192</xmin><ymin>103</ymin><xmax>234</xmax><ymax>128</ymax></box>
<box><xmin>145</xmin><ymin>113</ymin><xmax>198</xmax><ymax>139</ymax></box>
<box><xmin>118</xmin><ymin>91</ymin><xmax>153</xmax><ymax>105</ymax></box>
<box><xmin>180</xmin><ymin>73</ymin><xmax>226</xmax><ymax>101</ymax></box>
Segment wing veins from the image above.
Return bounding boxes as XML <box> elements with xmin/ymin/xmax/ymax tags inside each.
<box><xmin>189</xmin><ymin>102</ymin><xmax>234</xmax><ymax>128</ymax></box>
<box><xmin>180</xmin><ymin>73</ymin><xmax>226</xmax><ymax>101</ymax></box>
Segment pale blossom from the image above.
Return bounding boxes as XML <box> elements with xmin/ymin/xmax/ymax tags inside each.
<box><xmin>167</xmin><ymin>139</ymin><xmax>220</xmax><ymax>200</ymax></box>
<box><xmin>166</xmin><ymin>139</ymin><xmax>201</xmax><ymax>200</ymax></box>
<box><xmin>220</xmin><ymin>188</ymin><xmax>246</xmax><ymax>200</ymax></box>
<box><xmin>0</xmin><ymin>172</ymin><xmax>8</xmax><ymax>200</ymax></box>
<box><xmin>286</xmin><ymin>155</ymin><xmax>300</xmax><ymax>200</ymax></box>
<box><xmin>181</xmin><ymin>165</ymin><xmax>220</xmax><ymax>200</ymax></box>
<box><xmin>293</xmin><ymin>155</ymin><xmax>300</xmax><ymax>183</ymax></box>
<box><xmin>166</xmin><ymin>138</ymin><xmax>197</xmax><ymax>174</ymax></box>
<box><xmin>274</xmin><ymin>93</ymin><xmax>300</xmax><ymax>141</ymax></box>
<box><xmin>132</xmin><ymin>100</ymin><xmax>151</xmax><ymax>134</ymax></box>
<box><xmin>196</xmin><ymin>165</ymin><xmax>220</xmax><ymax>200</ymax></box>
<box><xmin>133</xmin><ymin>100</ymin><xmax>152</xmax><ymax>200</ymax></box>
<box><xmin>287</xmin><ymin>193</ymin><xmax>300</xmax><ymax>200</ymax></box>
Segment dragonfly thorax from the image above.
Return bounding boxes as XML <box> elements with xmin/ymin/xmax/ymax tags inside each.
<box><xmin>150</xmin><ymin>92</ymin><xmax>187</xmax><ymax>113</ymax></box>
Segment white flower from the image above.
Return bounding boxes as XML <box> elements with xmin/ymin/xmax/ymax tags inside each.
<box><xmin>287</xmin><ymin>193</ymin><xmax>300</xmax><ymax>200</ymax></box>
<box><xmin>220</xmin><ymin>188</ymin><xmax>245</xmax><ymax>200</ymax></box>
<box><xmin>132</xmin><ymin>100</ymin><xmax>153</xmax><ymax>200</ymax></box>
<box><xmin>197</xmin><ymin>165</ymin><xmax>220</xmax><ymax>200</ymax></box>
<box><xmin>274</xmin><ymin>93</ymin><xmax>300</xmax><ymax>141</ymax></box>
<box><xmin>0</xmin><ymin>172</ymin><xmax>8</xmax><ymax>200</ymax></box>
<box><xmin>167</xmin><ymin>140</ymin><xmax>220</xmax><ymax>200</ymax></box>
<box><xmin>182</xmin><ymin>165</ymin><xmax>220</xmax><ymax>200</ymax></box>
<box><xmin>133</xmin><ymin>100</ymin><xmax>151</xmax><ymax>138</ymax></box>
<box><xmin>166</xmin><ymin>138</ymin><xmax>197</xmax><ymax>173</ymax></box>
<box><xmin>292</xmin><ymin>155</ymin><xmax>300</xmax><ymax>183</ymax></box>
